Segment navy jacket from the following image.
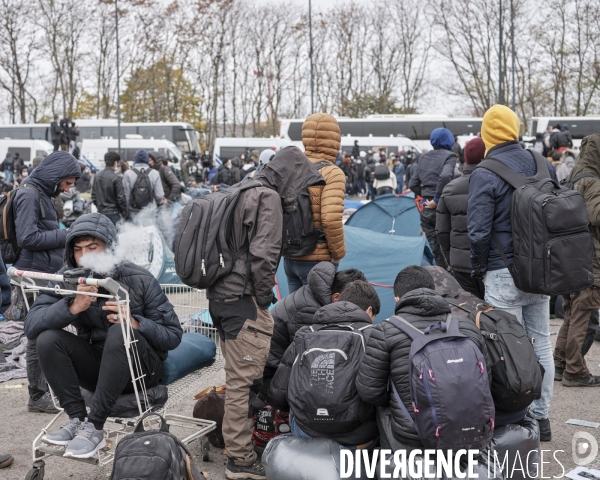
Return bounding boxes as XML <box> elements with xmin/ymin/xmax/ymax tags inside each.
<box><xmin>408</xmin><ymin>149</ymin><xmax>455</xmax><ymax>200</ymax></box>
<box><xmin>13</xmin><ymin>151</ymin><xmax>81</xmax><ymax>273</ymax></box>
<box><xmin>467</xmin><ymin>141</ymin><xmax>557</xmax><ymax>275</ymax></box>
<box><xmin>24</xmin><ymin>213</ymin><xmax>182</xmax><ymax>359</ymax></box>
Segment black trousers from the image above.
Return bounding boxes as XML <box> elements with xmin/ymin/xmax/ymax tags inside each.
<box><xmin>453</xmin><ymin>271</ymin><xmax>486</xmax><ymax>300</ymax></box>
<box><xmin>420</xmin><ymin>208</ymin><xmax>447</xmax><ymax>269</ymax></box>
<box><xmin>36</xmin><ymin>325</ymin><xmax>162</xmax><ymax>424</ymax></box>
<box><xmin>52</xmin><ymin>139</ymin><xmax>60</xmax><ymax>152</ymax></box>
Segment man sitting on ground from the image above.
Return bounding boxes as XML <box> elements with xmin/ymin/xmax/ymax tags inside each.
<box><xmin>356</xmin><ymin>266</ymin><xmax>490</xmax><ymax>450</ymax></box>
<box><xmin>267</xmin><ymin>280</ymin><xmax>380</xmax><ymax>447</ymax></box>
<box><xmin>264</xmin><ymin>265</ymin><xmax>366</xmax><ymax>379</ymax></box>
<box><xmin>24</xmin><ymin>213</ymin><xmax>182</xmax><ymax>459</ymax></box>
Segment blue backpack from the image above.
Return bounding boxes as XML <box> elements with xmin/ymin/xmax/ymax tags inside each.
<box><xmin>388</xmin><ymin>314</ymin><xmax>495</xmax><ymax>450</ymax></box>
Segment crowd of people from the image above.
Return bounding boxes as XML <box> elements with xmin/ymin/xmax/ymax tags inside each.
<box><xmin>0</xmin><ymin>106</ymin><xmax>598</xmax><ymax>480</ymax></box>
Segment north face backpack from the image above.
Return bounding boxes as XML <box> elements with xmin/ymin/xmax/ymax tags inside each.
<box><xmin>174</xmin><ymin>181</ymin><xmax>260</xmax><ymax>289</ymax></box>
<box><xmin>282</xmin><ymin>161</ymin><xmax>328</xmax><ymax>258</ymax></box>
<box><xmin>374</xmin><ymin>164</ymin><xmax>390</xmax><ymax>180</ymax></box>
<box><xmin>130</xmin><ymin>168</ymin><xmax>154</xmax><ymax>211</ymax></box>
<box><xmin>0</xmin><ymin>185</ymin><xmax>44</xmax><ymax>264</ymax></box>
<box><xmin>387</xmin><ymin>315</ymin><xmax>495</xmax><ymax>450</ymax></box>
<box><xmin>288</xmin><ymin>324</ymin><xmax>373</xmax><ymax>435</ymax></box>
<box><xmin>478</xmin><ymin>150</ymin><xmax>594</xmax><ymax>295</ymax></box>
<box><xmin>110</xmin><ymin>413</ymin><xmax>204</xmax><ymax>480</ymax></box>
<box><xmin>446</xmin><ymin>300</ymin><xmax>543</xmax><ymax>413</ymax></box>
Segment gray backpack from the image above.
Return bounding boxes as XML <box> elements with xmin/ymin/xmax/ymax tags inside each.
<box><xmin>388</xmin><ymin>315</ymin><xmax>495</xmax><ymax>450</ymax></box>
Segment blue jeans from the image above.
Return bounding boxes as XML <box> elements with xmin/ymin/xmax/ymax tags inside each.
<box><xmin>289</xmin><ymin>410</ymin><xmax>312</xmax><ymax>439</ymax></box>
<box><xmin>484</xmin><ymin>268</ymin><xmax>554</xmax><ymax>420</ymax></box>
<box><xmin>4</xmin><ymin>170</ymin><xmax>13</xmax><ymax>184</ymax></box>
<box><xmin>284</xmin><ymin>258</ymin><xmax>321</xmax><ymax>294</ymax></box>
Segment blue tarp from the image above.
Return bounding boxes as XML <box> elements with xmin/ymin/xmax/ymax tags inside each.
<box><xmin>275</xmin><ymin>225</ymin><xmax>433</xmax><ymax>322</ymax></box>
<box><xmin>345</xmin><ymin>194</ymin><xmax>420</xmax><ymax>237</ymax></box>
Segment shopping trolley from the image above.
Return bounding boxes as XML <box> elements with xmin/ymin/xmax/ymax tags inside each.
<box><xmin>8</xmin><ymin>268</ymin><xmax>216</xmax><ymax>480</ymax></box>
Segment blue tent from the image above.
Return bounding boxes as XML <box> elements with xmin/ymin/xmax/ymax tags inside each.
<box><xmin>275</xmin><ymin>225</ymin><xmax>433</xmax><ymax>322</ymax></box>
<box><xmin>345</xmin><ymin>194</ymin><xmax>420</xmax><ymax>237</ymax></box>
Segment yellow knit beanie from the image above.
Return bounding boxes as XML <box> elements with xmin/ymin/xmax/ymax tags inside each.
<box><xmin>481</xmin><ymin>105</ymin><xmax>520</xmax><ymax>155</ymax></box>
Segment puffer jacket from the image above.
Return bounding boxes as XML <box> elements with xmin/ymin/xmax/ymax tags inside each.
<box><xmin>13</xmin><ymin>151</ymin><xmax>81</xmax><ymax>273</ymax></box>
<box><xmin>267</xmin><ymin>301</ymin><xmax>377</xmax><ymax>446</ymax></box>
<box><xmin>408</xmin><ymin>149</ymin><xmax>456</xmax><ymax>200</ymax></box>
<box><xmin>467</xmin><ymin>141</ymin><xmax>557</xmax><ymax>275</ymax></box>
<box><xmin>435</xmin><ymin>164</ymin><xmax>476</xmax><ymax>272</ymax></box>
<box><xmin>297</xmin><ymin>113</ymin><xmax>346</xmax><ymax>262</ymax></box>
<box><xmin>265</xmin><ymin>261</ymin><xmax>336</xmax><ymax>378</ymax></box>
<box><xmin>356</xmin><ymin>288</ymin><xmax>490</xmax><ymax>447</ymax></box>
<box><xmin>568</xmin><ymin>134</ymin><xmax>600</xmax><ymax>286</ymax></box>
<box><xmin>24</xmin><ymin>213</ymin><xmax>183</xmax><ymax>359</ymax></box>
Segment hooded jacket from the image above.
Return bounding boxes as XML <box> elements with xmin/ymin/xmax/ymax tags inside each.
<box><xmin>568</xmin><ymin>134</ymin><xmax>600</xmax><ymax>286</ymax></box>
<box><xmin>556</xmin><ymin>154</ymin><xmax>576</xmax><ymax>183</ymax></box>
<box><xmin>24</xmin><ymin>213</ymin><xmax>182</xmax><ymax>359</ymax></box>
<box><xmin>265</xmin><ymin>261</ymin><xmax>336</xmax><ymax>378</ymax></box>
<box><xmin>208</xmin><ymin>147</ymin><xmax>324</xmax><ymax>308</ymax></box>
<box><xmin>435</xmin><ymin>164</ymin><xmax>476</xmax><ymax>272</ymax></box>
<box><xmin>159</xmin><ymin>165</ymin><xmax>182</xmax><ymax>202</ymax></box>
<box><xmin>356</xmin><ymin>289</ymin><xmax>490</xmax><ymax>447</ymax></box>
<box><xmin>267</xmin><ymin>301</ymin><xmax>377</xmax><ymax>446</ymax></box>
<box><xmin>408</xmin><ymin>128</ymin><xmax>456</xmax><ymax>201</ymax></box>
<box><xmin>230</xmin><ymin>157</ymin><xmax>241</xmax><ymax>184</ymax></box>
<box><xmin>13</xmin><ymin>151</ymin><xmax>81</xmax><ymax>273</ymax></box>
<box><xmin>297</xmin><ymin>113</ymin><xmax>346</xmax><ymax>262</ymax></box>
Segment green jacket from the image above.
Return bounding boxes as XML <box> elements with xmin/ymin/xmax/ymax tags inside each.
<box><xmin>569</xmin><ymin>134</ymin><xmax>600</xmax><ymax>287</ymax></box>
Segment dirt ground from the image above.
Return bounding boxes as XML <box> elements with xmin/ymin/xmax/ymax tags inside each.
<box><xmin>1</xmin><ymin>318</ymin><xmax>600</xmax><ymax>480</ymax></box>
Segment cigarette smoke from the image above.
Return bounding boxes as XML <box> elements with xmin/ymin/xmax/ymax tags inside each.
<box><xmin>78</xmin><ymin>204</ymin><xmax>180</xmax><ymax>276</ymax></box>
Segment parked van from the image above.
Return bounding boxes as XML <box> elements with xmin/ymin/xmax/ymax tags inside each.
<box><xmin>0</xmin><ymin>139</ymin><xmax>54</xmax><ymax>167</ymax></box>
<box><xmin>80</xmin><ymin>138</ymin><xmax>183</xmax><ymax>169</ymax></box>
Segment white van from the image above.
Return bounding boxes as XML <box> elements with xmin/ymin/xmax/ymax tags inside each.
<box><xmin>213</xmin><ymin>137</ymin><xmax>290</xmax><ymax>165</ymax></box>
<box><xmin>0</xmin><ymin>139</ymin><xmax>54</xmax><ymax>167</ymax></box>
<box><xmin>80</xmin><ymin>138</ymin><xmax>183</xmax><ymax>170</ymax></box>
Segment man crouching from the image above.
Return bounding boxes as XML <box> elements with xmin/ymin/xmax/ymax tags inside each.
<box><xmin>24</xmin><ymin>213</ymin><xmax>182</xmax><ymax>458</ymax></box>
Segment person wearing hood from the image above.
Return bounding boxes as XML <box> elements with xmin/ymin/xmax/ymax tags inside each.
<box><xmin>264</xmin><ymin>265</ymin><xmax>366</xmax><ymax>379</ymax></box>
<box><xmin>207</xmin><ymin>145</ymin><xmax>323</xmax><ymax>479</ymax></box>
<box><xmin>356</xmin><ymin>266</ymin><xmax>490</xmax><ymax>450</ymax></box>
<box><xmin>467</xmin><ymin>104</ymin><xmax>557</xmax><ymax>441</ymax></box>
<box><xmin>408</xmin><ymin>127</ymin><xmax>457</xmax><ymax>269</ymax></box>
<box><xmin>148</xmin><ymin>154</ymin><xmax>182</xmax><ymax>203</ymax></box>
<box><xmin>230</xmin><ymin>156</ymin><xmax>242</xmax><ymax>184</ymax></box>
<box><xmin>436</xmin><ymin>137</ymin><xmax>486</xmax><ymax>299</ymax></box>
<box><xmin>122</xmin><ymin>149</ymin><xmax>165</xmax><ymax>214</ymax></box>
<box><xmin>24</xmin><ymin>213</ymin><xmax>182</xmax><ymax>459</ymax></box>
<box><xmin>352</xmin><ymin>139</ymin><xmax>360</xmax><ymax>159</ymax></box>
<box><xmin>267</xmin><ymin>282</ymin><xmax>379</xmax><ymax>447</ymax></box>
<box><xmin>553</xmin><ymin>134</ymin><xmax>600</xmax><ymax>388</ymax></box>
<box><xmin>13</xmin><ymin>151</ymin><xmax>81</xmax><ymax>413</ymax></box>
<box><xmin>283</xmin><ymin>113</ymin><xmax>346</xmax><ymax>293</ymax></box>
<box><xmin>555</xmin><ymin>123</ymin><xmax>574</xmax><ymax>152</ymax></box>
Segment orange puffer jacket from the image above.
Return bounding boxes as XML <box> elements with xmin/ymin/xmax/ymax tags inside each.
<box><xmin>296</xmin><ymin>113</ymin><xmax>346</xmax><ymax>262</ymax></box>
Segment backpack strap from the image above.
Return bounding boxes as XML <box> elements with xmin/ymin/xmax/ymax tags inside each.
<box><xmin>387</xmin><ymin>315</ymin><xmax>423</xmax><ymax>340</ymax></box>
<box><xmin>132</xmin><ymin>168</ymin><xmax>141</xmax><ymax>177</ymax></box>
<box><xmin>314</xmin><ymin>161</ymin><xmax>331</xmax><ymax>171</ymax></box>
<box><xmin>388</xmin><ymin>376</ymin><xmax>415</xmax><ymax>428</ymax></box>
<box><xmin>565</xmin><ymin>172</ymin><xmax>599</xmax><ymax>187</ymax></box>
<box><xmin>477</xmin><ymin>150</ymin><xmax>551</xmax><ymax>189</ymax></box>
<box><xmin>24</xmin><ymin>184</ymin><xmax>45</xmax><ymax>219</ymax></box>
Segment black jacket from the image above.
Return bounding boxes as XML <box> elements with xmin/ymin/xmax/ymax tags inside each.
<box><xmin>0</xmin><ymin>255</ymin><xmax>12</xmax><ymax>314</ymax></box>
<box><xmin>13</xmin><ymin>152</ymin><xmax>81</xmax><ymax>273</ymax></box>
<box><xmin>92</xmin><ymin>167</ymin><xmax>128</xmax><ymax>217</ymax></box>
<box><xmin>265</xmin><ymin>262</ymin><xmax>336</xmax><ymax>378</ymax></box>
<box><xmin>356</xmin><ymin>289</ymin><xmax>490</xmax><ymax>447</ymax></box>
<box><xmin>75</xmin><ymin>171</ymin><xmax>91</xmax><ymax>193</ymax></box>
<box><xmin>435</xmin><ymin>164</ymin><xmax>475</xmax><ymax>273</ymax></box>
<box><xmin>408</xmin><ymin>149</ymin><xmax>456</xmax><ymax>200</ymax></box>
<box><xmin>50</xmin><ymin>121</ymin><xmax>62</xmax><ymax>141</ymax></box>
<box><xmin>267</xmin><ymin>301</ymin><xmax>377</xmax><ymax>446</ymax></box>
<box><xmin>24</xmin><ymin>213</ymin><xmax>183</xmax><ymax>360</ymax></box>
<box><xmin>159</xmin><ymin>166</ymin><xmax>182</xmax><ymax>201</ymax></box>
<box><xmin>216</xmin><ymin>165</ymin><xmax>232</xmax><ymax>185</ymax></box>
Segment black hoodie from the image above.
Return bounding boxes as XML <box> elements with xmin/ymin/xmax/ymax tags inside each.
<box><xmin>24</xmin><ymin>213</ymin><xmax>182</xmax><ymax>359</ymax></box>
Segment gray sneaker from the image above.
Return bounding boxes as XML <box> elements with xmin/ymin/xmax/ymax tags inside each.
<box><xmin>64</xmin><ymin>420</ymin><xmax>105</xmax><ymax>459</ymax></box>
<box><xmin>42</xmin><ymin>418</ymin><xmax>81</xmax><ymax>446</ymax></box>
<box><xmin>28</xmin><ymin>392</ymin><xmax>60</xmax><ymax>414</ymax></box>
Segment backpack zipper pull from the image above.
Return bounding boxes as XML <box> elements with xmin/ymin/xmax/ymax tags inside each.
<box><xmin>419</xmin><ymin>367</ymin><xmax>423</xmax><ymax>379</ymax></box>
<box><xmin>477</xmin><ymin>361</ymin><xmax>484</xmax><ymax>374</ymax></box>
<box><xmin>219</xmin><ymin>253</ymin><xmax>224</xmax><ymax>268</ymax></box>
<box><xmin>201</xmin><ymin>259</ymin><xmax>206</xmax><ymax>276</ymax></box>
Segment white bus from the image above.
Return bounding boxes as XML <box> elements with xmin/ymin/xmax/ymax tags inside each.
<box><xmin>213</xmin><ymin>137</ymin><xmax>290</xmax><ymax>165</ymax></box>
<box><xmin>529</xmin><ymin>116</ymin><xmax>600</xmax><ymax>148</ymax></box>
<box><xmin>0</xmin><ymin>120</ymin><xmax>201</xmax><ymax>154</ymax></box>
<box><xmin>280</xmin><ymin>115</ymin><xmax>483</xmax><ymax>145</ymax></box>
<box><xmin>81</xmin><ymin>138</ymin><xmax>183</xmax><ymax>170</ymax></box>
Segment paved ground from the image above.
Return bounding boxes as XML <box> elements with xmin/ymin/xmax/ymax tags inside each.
<box><xmin>1</xmin><ymin>319</ymin><xmax>600</xmax><ymax>479</ymax></box>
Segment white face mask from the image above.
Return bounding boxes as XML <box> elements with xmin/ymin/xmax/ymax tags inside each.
<box><xmin>21</xmin><ymin>171</ymin><xmax>28</xmax><ymax>177</ymax></box>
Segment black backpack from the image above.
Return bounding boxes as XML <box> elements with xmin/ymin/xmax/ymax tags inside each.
<box><xmin>387</xmin><ymin>315</ymin><xmax>495</xmax><ymax>450</ymax></box>
<box><xmin>478</xmin><ymin>151</ymin><xmax>594</xmax><ymax>295</ymax></box>
<box><xmin>446</xmin><ymin>300</ymin><xmax>543</xmax><ymax>413</ymax></box>
<box><xmin>130</xmin><ymin>168</ymin><xmax>154</xmax><ymax>211</ymax></box>
<box><xmin>288</xmin><ymin>324</ymin><xmax>373</xmax><ymax>435</ymax></box>
<box><xmin>174</xmin><ymin>181</ymin><xmax>260</xmax><ymax>289</ymax></box>
<box><xmin>282</xmin><ymin>161</ymin><xmax>327</xmax><ymax>258</ymax></box>
<box><xmin>0</xmin><ymin>185</ymin><xmax>44</xmax><ymax>264</ymax></box>
<box><xmin>374</xmin><ymin>164</ymin><xmax>390</xmax><ymax>180</ymax></box>
<box><xmin>110</xmin><ymin>413</ymin><xmax>204</xmax><ymax>480</ymax></box>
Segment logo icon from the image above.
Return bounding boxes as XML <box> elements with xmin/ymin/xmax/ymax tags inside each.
<box><xmin>572</xmin><ymin>431</ymin><xmax>598</xmax><ymax>466</ymax></box>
